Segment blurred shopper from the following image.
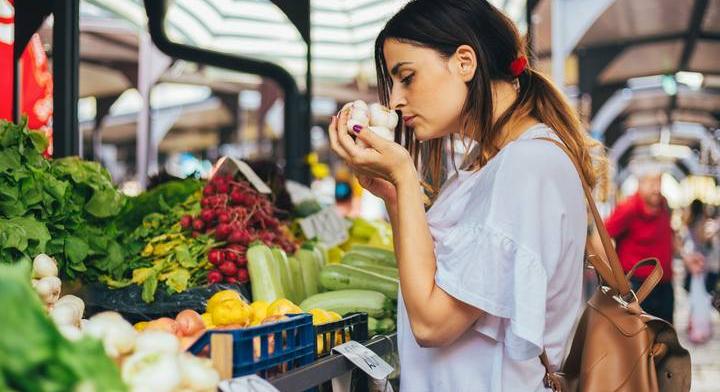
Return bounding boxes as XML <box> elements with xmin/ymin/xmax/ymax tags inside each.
<box><xmin>682</xmin><ymin>199</ymin><xmax>718</xmax><ymax>293</ymax></box>
<box><xmin>605</xmin><ymin>172</ymin><xmax>703</xmax><ymax>323</ymax></box>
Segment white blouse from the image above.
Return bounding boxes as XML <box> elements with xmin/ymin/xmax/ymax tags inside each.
<box><xmin>397</xmin><ymin>124</ymin><xmax>587</xmax><ymax>391</ymax></box>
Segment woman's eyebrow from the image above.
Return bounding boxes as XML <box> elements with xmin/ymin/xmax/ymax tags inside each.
<box><xmin>390</xmin><ymin>61</ymin><xmax>413</xmax><ymax>76</ymax></box>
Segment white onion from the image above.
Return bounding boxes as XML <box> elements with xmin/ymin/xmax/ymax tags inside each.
<box><xmin>35</xmin><ymin>276</ymin><xmax>61</xmax><ymax>305</ymax></box>
<box><xmin>135</xmin><ymin>330</ymin><xmax>180</xmax><ymax>355</ymax></box>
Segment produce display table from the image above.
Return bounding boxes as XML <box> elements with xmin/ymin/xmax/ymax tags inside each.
<box><xmin>270</xmin><ymin>333</ymin><xmax>397</xmax><ymax>392</ymax></box>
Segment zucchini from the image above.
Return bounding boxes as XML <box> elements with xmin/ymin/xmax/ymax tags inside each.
<box><xmin>271</xmin><ymin>247</ymin><xmax>298</xmax><ymax>304</ymax></box>
<box><xmin>341</xmin><ymin>257</ymin><xmax>399</xmax><ymax>279</ymax></box>
<box><xmin>377</xmin><ymin>317</ymin><xmax>396</xmax><ymax>333</ymax></box>
<box><xmin>287</xmin><ymin>256</ymin><xmax>305</xmax><ymax>301</ymax></box>
<box><xmin>349</xmin><ymin>245</ymin><xmax>396</xmax><ymax>266</ymax></box>
<box><xmin>319</xmin><ymin>264</ymin><xmax>398</xmax><ymax>300</ymax></box>
<box><xmin>247</xmin><ymin>244</ymin><xmax>285</xmax><ymax>302</ymax></box>
<box><xmin>368</xmin><ymin>316</ymin><xmax>379</xmax><ymax>336</ymax></box>
<box><xmin>296</xmin><ymin>249</ymin><xmax>321</xmax><ymax>297</ymax></box>
<box><xmin>299</xmin><ymin>289</ymin><xmax>388</xmax><ymax>318</ymax></box>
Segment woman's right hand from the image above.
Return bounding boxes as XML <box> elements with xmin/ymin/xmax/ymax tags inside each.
<box><xmin>357</xmin><ymin>175</ymin><xmax>397</xmax><ymax>206</ymax></box>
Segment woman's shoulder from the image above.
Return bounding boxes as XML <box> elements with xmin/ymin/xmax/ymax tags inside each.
<box><xmin>498</xmin><ymin>129</ymin><xmax>577</xmax><ymax>180</ymax></box>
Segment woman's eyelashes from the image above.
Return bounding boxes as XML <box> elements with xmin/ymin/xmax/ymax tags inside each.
<box><xmin>400</xmin><ymin>72</ymin><xmax>415</xmax><ymax>86</ymax></box>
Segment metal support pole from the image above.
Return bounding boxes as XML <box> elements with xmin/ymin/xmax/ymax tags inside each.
<box><xmin>52</xmin><ymin>0</ymin><xmax>80</xmax><ymax>157</ymax></box>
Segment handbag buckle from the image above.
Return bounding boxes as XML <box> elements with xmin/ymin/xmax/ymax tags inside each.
<box><xmin>601</xmin><ymin>286</ymin><xmax>638</xmax><ymax>309</ymax></box>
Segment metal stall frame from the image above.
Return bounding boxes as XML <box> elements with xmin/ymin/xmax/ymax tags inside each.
<box><xmin>13</xmin><ymin>0</ymin><xmax>81</xmax><ymax>158</ymax></box>
<box><xmin>143</xmin><ymin>0</ymin><xmax>311</xmax><ymax>185</ymax></box>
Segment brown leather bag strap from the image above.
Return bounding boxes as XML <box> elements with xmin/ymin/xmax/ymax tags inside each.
<box><xmin>533</xmin><ymin>137</ymin><xmax>631</xmax><ymax>295</ymax></box>
<box><xmin>625</xmin><ymin>258</ymin><xmax>663</xmax><ymax>303</ymax></box>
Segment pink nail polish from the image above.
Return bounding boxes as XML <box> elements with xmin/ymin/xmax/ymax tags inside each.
<box><xmin>352</xmin><ymin>125</ymin><xmax>362</xmax><ymax>133</ymax></box>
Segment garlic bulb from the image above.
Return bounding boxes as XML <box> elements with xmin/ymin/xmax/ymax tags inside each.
<box><xmin>35</xmin><ymin>276</ymin><xmax>61</xmax><ymax>305</ymax></box>
<box><xmin>342</xmin><ymin>100</ymin><xmax>398</xmax><ymax>147</ymax></box>
<box><xmin>33</xmin><ymin>254</ymin><xmax>58</xmax><ymax>278</ymax></box>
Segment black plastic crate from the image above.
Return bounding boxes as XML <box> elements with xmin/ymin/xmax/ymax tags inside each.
<box><xmin>314</xmin><ymin>312</ymin><xmax>369</xmax><ymax>358</ymax></box>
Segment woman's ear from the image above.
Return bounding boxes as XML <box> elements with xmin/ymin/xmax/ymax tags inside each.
<box><xmin>454</xmin><ymin>44</ymin><xmax>477</xmax><ymax>82</ymax></box>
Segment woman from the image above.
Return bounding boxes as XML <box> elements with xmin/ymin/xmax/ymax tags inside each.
<box><xmin>328</xmin><ymin>1</ymin><xmax>603</xmax><ymax>390</ymax></box>
<box><xmin>683</xmin><ymin>199</ymin><xmax>718</xmax><ymax>295</ymax></box>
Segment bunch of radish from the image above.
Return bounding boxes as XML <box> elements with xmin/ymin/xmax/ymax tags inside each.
<box><xmin>31</xmin><ymin>253</ymin><xmax>86</xmax><ymax>340</ymax></box>
<box><xmin>179</xmin><ymin>175</ymin><xmax>297</xmax><ymax>285</ymax></box>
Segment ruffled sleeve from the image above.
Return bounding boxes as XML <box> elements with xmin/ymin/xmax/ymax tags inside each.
<box><xmin>434</xmin><ymin>224</ymin><xmax>547</xmax><ymax>360</ymax></box>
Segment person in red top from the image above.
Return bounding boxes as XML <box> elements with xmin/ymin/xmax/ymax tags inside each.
<box><xmin>605</xmin><ymin>171</ymin><xmax>703</xmax><ymax>323</ymax></box>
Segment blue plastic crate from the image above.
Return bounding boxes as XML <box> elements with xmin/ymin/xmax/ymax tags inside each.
<box><xmin>187</xmin><ymin>313</ymin><xmax>315</xmax><ymax>379</ymax></box>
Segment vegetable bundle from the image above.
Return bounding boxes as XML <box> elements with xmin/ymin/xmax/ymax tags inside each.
<box><xmin>0</xmin><ymin>120</ymin><xmax>126</xmax><ymax>280</ymax></box>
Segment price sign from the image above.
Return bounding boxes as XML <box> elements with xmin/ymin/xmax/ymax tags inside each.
<box><xmin>219</xmin><ymin>375</ymin><xmax>280</xmax><ymax>392</ymax></box>
<box><xmin>332</xmin><ymin>340</ymin><xmax>394</xmax><ymax>380</ymax></box>
<box><xmin>298</xmin><ymin>206</ymin><xmax>350</xmax><ymax>247</ymax></box>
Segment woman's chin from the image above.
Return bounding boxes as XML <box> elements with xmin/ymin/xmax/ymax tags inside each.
<box><xmin>413</xmin><ymin>127</ymin><xmax>445</xmax><ymax>142</ymax></box>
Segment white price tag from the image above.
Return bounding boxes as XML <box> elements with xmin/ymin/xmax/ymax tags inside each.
<box><xmin>210</xmin><ymin>157</ymin><xmax>272</xmax><ymax>194</ymax></box>
<box><xmin>298</xmin><ymin>206</ymin><xmax>350</xmax><ymax>247</ymax></box>
<box><xmin>332</xmin><ymin>340</ymin><xmax>394</xmax><ymax>380</ymax></box>
<box><xmin>219</xmin><ymin>375</ymin><xmax>280</xmax><ymax>392</ymax></box>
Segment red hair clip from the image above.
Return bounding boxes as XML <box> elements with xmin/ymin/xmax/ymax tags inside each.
<box><xmin>509</xmin><ymin>56</ymin><xmax>528</xmax><ymax>77</ymax></box>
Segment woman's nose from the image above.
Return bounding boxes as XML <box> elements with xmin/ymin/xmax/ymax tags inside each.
<box><xmin>389</xmin><ymin>87</ymin><xmax>406</xmax><ymax>110</ymax></box>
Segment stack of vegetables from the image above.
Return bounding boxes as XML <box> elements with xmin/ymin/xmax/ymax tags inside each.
<box><xmin>0</xmin><ymin>120</ymin><xmax>126</xmax><ymax>281</ymax></box>
<box><xmin>186</xmin><ymin>174</ymin><xmax>297</xmax><ymax>286</ymax></box>
<box><xmin>0</xmin><ymin>262</ymin><xmax>126</xmax><ymax>391</ymax></box>
<box><xmin>300</xmin><ymin>245</ymin><xmax>398</xmax><ymax>336</ymax></box>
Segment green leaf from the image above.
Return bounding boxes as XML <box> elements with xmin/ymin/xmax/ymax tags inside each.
<box><xmin>0</xmin><ymin>149</ymin><xmax>22</xmax><ymax>173</ymax></box>
<box><xmin>0</xmin><ymin>217</ymin><xmax>50</xmax><ymax>254</ymax></box>
<box><xmin>85</xmin><ymin>188</ymin><xmax>125</xmax><ymax>218</ymax></box>
<box><xmin>142</xmin><ymin>273</ymin><xmax>158</xmax><ymax>303</ymax></box>
<box><xmin>27</xmin><ymin>130</ymin><xmax>48</xmax><ymax>153</ymax></box>
<box><xmin>174</xmin><ymin>244</ymin><xmax>196</xmax><ymax>268</ymax></box>
<box><xmin>64</xmin><ymin>236</ymin><xmax>90</xmax><ymax>266</ymax></box>
<box><xmin>164</xmin><ymin>268</ymin><xmax>190</xmax><ymax>294</ymax></box>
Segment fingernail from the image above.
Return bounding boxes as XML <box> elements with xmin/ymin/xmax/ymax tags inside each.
<box><xmin>352</xmin><ymin>125</ymin><xmax>362</xmax><ymax>133</ymax></box>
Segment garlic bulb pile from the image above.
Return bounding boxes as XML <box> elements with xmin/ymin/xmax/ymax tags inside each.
<box><xmin>31</xmin><ymin>253</ymin><xmax>86</xmax><ymax>338</ymax></box>
<box><xmin>342</xmin><ymin>100</ymin><xmax>399</xmax><ymax>147</ymax></box>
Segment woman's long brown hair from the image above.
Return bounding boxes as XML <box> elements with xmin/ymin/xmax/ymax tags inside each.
<box><xmin>374</xmin><ymin>0</ymin><xmax>606</xmax><ymax>198</ymax></box>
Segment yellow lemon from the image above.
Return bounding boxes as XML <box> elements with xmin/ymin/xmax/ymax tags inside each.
<box><xmin>200</xmin><ymin>312</ymin><xmax>215</xmax><ymax>328</ymax></box>
<box><xmin>308</xmin><ymin>308</ymin><xmax>333</xmax><ymax>325</ymax></box>
<box><xmin>327</xmin><ymin>311</ymin><xmax>342</xmax><ymax>322</ymax></box>
<box><xmin>206</xmin><ymin>289</ymin><xmax>243</xmax><ymax>314</ymax></box>
<box><xmin>134</xmin><ymin>321</ymin><xmax>149</xmax><ymax>331</ymax></box>
<box><xmin>250</xmin><ymin>301</ymin><xmax>269</xmax><ymax>325</ymax></box>
<box><xmin>211</xmin><ymin>298</ymin><xmax>252</xmax><ymax>327</ymax></box>
<box><xmin>267</xmin><ymin>298</ymin><xmax>302</xmax><ymax>317</ymax></box>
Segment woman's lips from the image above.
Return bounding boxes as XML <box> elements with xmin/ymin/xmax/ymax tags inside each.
<box><xmin>403</xmin><ymin>115</ymin><xmax>416</xmax><ymax>126</ymax></box>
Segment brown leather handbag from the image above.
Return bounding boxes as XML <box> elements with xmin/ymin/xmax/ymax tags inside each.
<box><xmin>535</xmin><ymin>137</ymin><xmax>691</xmax><ymax>392</ymax></box>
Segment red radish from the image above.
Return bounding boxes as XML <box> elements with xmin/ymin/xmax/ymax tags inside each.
<box><xmin>208</xmin><ymin>249</ymin><xmax>223</xmax><ymax>265</ymax></box>
<box><xmin>192</xmin><ymin>219</ymin><xmax>205</xmax><ymax>231</ymax></box>
<box><xmin>230</xmin><ymin>191</ymin><xmax>244</xmax><ymax>204</ymax></box>
<box><xmin>227</xmin><ymin>230</ymin><xmax>246</xmax><ymax>244</ymax></box>
<box><xmin>217</xmin><ymin>211</ymin><xmax>231</xmax><ymax>224</ymax></box>
<box><xmin>225</xmin><ymin>251</ymin><xmax>238</xmax><ymax>262</ymax></box>
<box><xmin>208</xmin><ymin>270</ymin><xmax>223</xmax><ymax>284</ymax></box>
<box><xmin>216</xmin><ymin>182</ymin><xmax>229</xmax><ymax>194</ymax></box>
<box><xmin>219</xmin><ymin>261</ymin><xmax>238</xmax><ymax>276</ymax></box>
<box><xmin>175</xmin><ymin>309</ymin><xmax>205</xmax><ymax>336</ymax></box>
<box><xmin>237</xmin><ymin>268</ymin><xmax>249</xmax><ymax>282</ymax></box>
<box><xmin>215</xmin><ymin>223</ymin><xmax>232</xmax><ymax>240</ymax></box>
<box><xmin>225</xmin><ymin>277</ymin><xmax>238</xmax><ymax>284</ymax></box>
<box><xmin>191</xmin><ymin>231</ymin><xmax>200</xmax><ymax>239</ymax></box>
<box><xmin>236</xmin><ymin>256</ymin><xmax>248</xmax><ymax>267</ymax></box>
<box><xmin>200</xmin><ymin>198</ymin><xmax>210</xmax><ymax>208</ymax></box>
<box><xmin>203</xmin><ymin>184</ymin><xmax>216</xmax><ymax>196</ymax></box>
<box><xmin>200</xmin><ymin>209</ymin><xmax>216</xmax><ymax>223</ymax></box>
<box><xmin>179</xmin><ymin>215</ymin><xmax>193</xmax><ymax>229</ymax></box>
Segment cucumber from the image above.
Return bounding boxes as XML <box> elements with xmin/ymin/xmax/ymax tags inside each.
<box><xmin>319</xmin><ymin>264</ymin><xmax>398</xmax><ymax>300</ymax></box>
<box><xmin>271</xmin><ymin>247</ymin><xmax>298</xmax><ymax>304</ymax></box>
<box><xmin>341</xmin><ymin>256</ymin><xmax>399</xmax><ymax>279</ymax></box>
<box><xmin>299</xmin><ymin>289</ymin><xmax>388</xmax><ymax>318</ymax></box>
<box><xmin>247</xmin><ymin>244</ymin><xmax>285</xmax><ymax>303</ymax></box>
<box><xmin>377</xmin><ymin>317</ymin><xmax>396</xmax><ymax>333</ymax></box>
<box><xmin>368</xmin><ymin>316</ymin><xmax>379</xmax><ymax>336</ymax></box>
<box><xmin>296</xmin><ymin>249</ymin><xmax>321</xmax><ymax>297</ymax></box>
<box><xmin>349</xmin><ymin>245</ymin><xmax>396</xmax><ymax>266</ymax></box>
<box><xmin>287</xmin><ymin>256</ymin><xmax>305</xmax><ymax>301</ymax></box>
